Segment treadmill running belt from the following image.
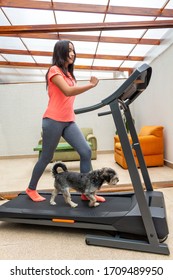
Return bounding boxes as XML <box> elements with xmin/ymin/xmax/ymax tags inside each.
<box><xmin>0</xmin><ymin>192</ymin><xmax>134</xmax><ymax>225</ymax></box>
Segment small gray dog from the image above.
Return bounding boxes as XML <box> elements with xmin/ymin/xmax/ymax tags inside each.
<box><xmin>50</xmin><ymin>162</ymin><xmax>119</xmax><ymax>208</ymax></box>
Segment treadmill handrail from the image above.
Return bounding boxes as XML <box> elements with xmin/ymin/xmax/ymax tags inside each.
<box><xmin>75</xmin><ymin>102</ymin><xmax>105</xmax><ymax>114</ymax></box>
<box><xmin>74</xmin><ymin>64</ymin><xmax>152</xmax><ymax>115</ymax></box>
<box><xmin>98</xmin><ymin>110</ymin><xmax>111</xmax><ymax>117</ymax></box>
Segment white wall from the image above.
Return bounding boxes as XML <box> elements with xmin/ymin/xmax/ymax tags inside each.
<box><xmin>133</xmin><ymin>44</ymin><xmax>173</xmax><ymax>164</ymax></box>
<box><xmin>0</xmin><ymin>83</ymin><xmax>47</xmax><ymax>156</ymax></box>
<box><xmin>0</xmin><ymin>79</ymin><xmax>124</xmax><ymax>156</ymax></box>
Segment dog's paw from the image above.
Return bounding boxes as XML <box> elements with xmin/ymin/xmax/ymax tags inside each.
<box><xmin>50</xmin><ymin>201</ymin><xmax>56</xmax><ymax>205</ymax></box>
<box><xmin>70</xmin><ymin>202</ymin><xmax>78</xmax><ymax>208</ymax></box>
<box><xmin>94</xmin><ymin>202</ymin><xmax>100</xmax><ymax>207</ymax></box>
<box><xmin>89</xmin><ymin>201</ymin><xmax>100</xmax><ymax>207</ymax></box>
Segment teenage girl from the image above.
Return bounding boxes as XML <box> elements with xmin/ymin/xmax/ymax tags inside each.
<box><xmin>26</xmin><ymin>40</ymin><xmax>105</xmax><ymax>203</ymax></box>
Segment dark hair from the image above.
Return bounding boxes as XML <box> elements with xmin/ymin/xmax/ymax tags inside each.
<box><xmin>46</xmin><ymin>40</ymin><xmax>76</xmax><ymax>86</ymax></box>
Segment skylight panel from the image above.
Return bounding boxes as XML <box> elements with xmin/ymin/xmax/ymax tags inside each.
<box><xmin>22</xmin><ymin>39</ymin><xmax>56</xmax><ymax>52</ymax></box>
<box><xmin>33</xmin><ymin>56</ymin><xmax>52</xmax><ymax>64</ymax></box>
<box><xmin>2</xmin><ymin>7</ymin><xmax>55</xmax><ymax>25</ymax></box>
<box><xmin>165</xmin><ymin>1</ymin><xmax>173</xmax><ymax>8</ymax></box>
<box><xmin>2</xmin><ymin>54</ymin><xmax>35</xmax><ymax>63</ymax></box>
<box><xmin>0</xmin><ymin>10</ymin><xmax>10</xmax><ymax>25</ymax></box>
<box><xmin>60</xmin><ymin>31</ymin><xmax>101</xmax><ymax>36</ymax></box>
<box><xmin>109</xmin><ymin>0</ymin><xmax>167</xmax><ymax>8</ymax></box>
<box><xmin>0</xmin><ymin>0</ymin><xmax>172</xmax><ymax>83</ymax></box>
<box><xmin>74</xmin><ymin>70</ymin><xmax>114</xmax><ymax>80</ymax></box>
<box><xmin>130</xmin><ymin>45</ymin><xmax>154</xmax><ymax>56</ymax></box>
<box><xmin>0</xmin><ymin>37</ymin><xmax>27</xmax><ymax>50</ymax></box>
<box><xmin>105</xmin><ymin>14</ymin><xmax>155</xmax><ymax>22</ymax></box>
<box><xmin>0</xmin><ymin>56</ymin><xmax>6</xmax><ymax>62</ymax></box>
<box><xmin>121</xmin><ymin>60</ymin><xmax>140</xmax><ymax>68</ymax></box>
<box><xmin>0</xmin><ymin>68</ymin><xmax>18</xmax><ymax>74</ymax></box>
<box><xmin>75</xmin><ymin>58</ymin><xmax>93</xmax><ymax>66</ymax></box>
<box><xmin>97</xmin><ymin>42</ymin><xmax>135</xmax><ymax>55</ymax></box>
<box><xmin>55</xmin><ymin>11</ymin><xmax>104</xmax><ymax>24</ymax></box>
<box><xmin>101</xmin><ymin>29</ymin><xmax>146</xmax><ymax>38</ymax></box>
<box><xmin>53</xmin><ymin>0</ymin><xmax>108</xmax><ymax>5</ymax></box>
<box><xmin>93</xmin><ymin>59</ymin><xmax>122</xmax><ymax>68</ymax></box>
<box><xmin>93</xmin><ymin>71</ymin><xmax>114</xmax><ymax>79</ymax></box>
<box><xmin>156</xmin><ymin>17</ymin><xmax>173</xmax><ymax>21</ymax></box>
<box><xmin>16</xmin><ymin>68</ymin><xmax>44</xmax><ymax>76</ymax></box>
<box><xmin>144</xmin><ymin>29</ymin><xmax>170</xmax><ymax>39</ymax></box>
<box><xmin>74</xmin><ymin>41</ymin><xmax>97</xmax><ymax>54</ymax></box>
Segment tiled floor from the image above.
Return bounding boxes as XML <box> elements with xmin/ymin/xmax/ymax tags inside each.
<box><xmin>0</xmin><ymin>153</ymin><xmax>173</xmax><ymax>259</ymax></box>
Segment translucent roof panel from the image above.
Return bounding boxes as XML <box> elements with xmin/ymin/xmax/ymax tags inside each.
<box><xmin>93</xmin><ymin>59</ymin><xmax>122</xmax><ymax>67</ymax></box>
<box><xmin>0</xmin><ymin>37</ymin><xmax>27</xmax><ymax>50</ymax></box>
<box><xmin>121</xmin><ymin>60</ymin><xmax>140</xmax><ymax>68</ymax></box>
<box><xmin>22</xmin><ymin>38</ymin><xmax>56</xmax><ymax>52</ymax></box>
<box><xmin>74</xmin><ymin>41</ymin><xmax>98</xmax><ymax>54</ymax></box>
<box><xmin>0</xmin><ymin>56</ymin><xmax>6</xmax><ymax>62</ymax></box>
<box><xmin>166</xmin><ymin>1</ymin><xmax>173</xmax><ymax>8</ymax></box>
<box><xmin>33</xmin><ymin>56</ymin><xmax>52</xmax><ymax>64</ymax></box>
<box><xmin>0</xmin><ymin>0</ymin><xmax>173</xmax><ymax>83</ymax></box>
<box><xmin>55</xmin><ymin>11</ymin><xmax>104</xmax><ymax>24</ymax></box>
<box><xmin>130</xmin><ymin>45</ymin><xmax>155</xmax><ymax>56</ymax></box>
<box><xmin>2</xmin><ymin>8</ymin><xmax>55</xmax><ymax>25</ymax></box>
<box><xmin>109</xmin><ymin>0</ymin><xmax>167</xmax><ymax>8</ymax></box>
<box><xmin>101</xmin><ymin>29</ymin><xmax>146</xmax><ymax>38</ymax></box>
<box><xmin>97</xmin><ymin>42</ymin><xmax>135</xmax><ymax>55</ymax></box>
<box><xmin>143</xmin><ymin>29</ymin><xmax>170</xmax><ymax>39</ymax></box>
<box><xmin>53</xmin><ymin>0</ymin><xmax>108</xmax><ymax>4</ymax></box>
<box><xmin>0</xmin><ymin>10</ymin><xmax>11</xmax><ymax>25</ymax></box>
<box><xmin>75</xmin><ymin>58</ymin><xmax>94</xmax><ymax>66</ymax></box>
<box><xmin>105</xmin><ymin>14</ymin><xmax>155</xmax><ymax>22</ymax></box>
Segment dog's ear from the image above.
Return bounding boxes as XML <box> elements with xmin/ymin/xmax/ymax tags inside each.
<box><xmin>98</xmin><ymin>168</ymin><xmax>109</xmax><ymax>182</ymax></box>
<box><xmin>101</xmin><ymin>168</ymin><xmax>111</xmax><ymax>177</ymax></box>
<box><xmin>103</xmin><ymin>174</ymin><xmax>111</xmax><ymax>183</ymax></box>
<box><xmin>101</xmin><ymin>168</ymin><xmax>116</xmax><ymax>183</ymax></box>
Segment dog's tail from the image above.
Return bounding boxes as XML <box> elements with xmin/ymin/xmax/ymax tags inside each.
<box><xmin>52</xmin><ymin>162</ymin><xmax>68</xmax><ymax>178</ymax></box>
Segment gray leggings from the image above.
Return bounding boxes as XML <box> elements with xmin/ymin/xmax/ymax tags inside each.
<box><xmin>28</xmin><ymin>118</ymin><xmax>92</xmax><ymax>190</ymax></box>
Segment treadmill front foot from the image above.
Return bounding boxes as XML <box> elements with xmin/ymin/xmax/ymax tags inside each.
<box><xmin>85</xmin><ymin>234</ymin><xmax>170</xmax><ymax>256</ymax></box>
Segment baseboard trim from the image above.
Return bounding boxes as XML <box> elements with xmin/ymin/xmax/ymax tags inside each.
<box><xmin>164</xmin><ymin>160</ymin><xmax>173</xmax><ymax>169</ymax></box>
<box><xmin>0</xmin><ymin>151</ymin><xmax>114</xmax><ymax>160</ymax></box>
<box><xmin>97</xmin><ymin>150</ymin><xmax>114</xmax><ymax>154</ymax></box>
<box><xmin>0</xmin><ymin>154</ymin><xmax>37</xmax><ymax>160</ymax></box>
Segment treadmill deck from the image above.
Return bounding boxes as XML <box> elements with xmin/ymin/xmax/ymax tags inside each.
<box><xmin>0</xmin><ymin>191</ymin><xmax>168</xmax><ymax>240</ymax></box>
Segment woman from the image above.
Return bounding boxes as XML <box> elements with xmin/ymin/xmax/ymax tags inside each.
<box><xmin>26</xmin><ymin>40</ymin><xmax>105</xmax><ymax>202</ymax></box>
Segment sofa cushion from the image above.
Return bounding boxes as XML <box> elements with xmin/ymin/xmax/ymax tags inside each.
<box><xmin>139</xmin><ymin>126</ymin><xmax>164</xmax><ymax>137</ymax></box>
<box><xmin>34</xmin><ymin>141</ymin><xmax>92</xmax><ymax>152</ymax></box>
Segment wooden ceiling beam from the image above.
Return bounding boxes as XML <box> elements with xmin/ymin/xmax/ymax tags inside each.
<box><xmin>107</xmin><ymin>6</ymin><xmax>173</xmax><ymax>17</ymax></box>
<box><xmin>0</xmin><ymin>61</ymin><xmax>132</xmax><ymax>72</ymax></box>
<box><xmin>0</xmin><ymin>48</ymin><xmax>144</xmax><ymax>61</ymax></box>
<box><xmin>1</xmin><ymin>20</ymin><xmax>173</xmax><ymax>34</ymax></box>
<box><xmin>1</xmin><ymin>0</ymin><xmax>173</xmax><ymax>17</ymax></box>
<box><xmin>59</xmin><ymin>34</ymin><xmax>160</xmax><ymax>45</ymax></box>
<box><xmin>0</xmin><ymin>32</ymin><xmax>160</xmax><ymax>45</ymax></box>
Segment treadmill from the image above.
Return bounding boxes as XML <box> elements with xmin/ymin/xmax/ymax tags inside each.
<box><xmin>0</xmin><ymin>64</ymin><xmax>169</xmax><ymax>255</ymax></box>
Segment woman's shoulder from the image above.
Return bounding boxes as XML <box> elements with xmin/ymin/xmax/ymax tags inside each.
<box><xmin>49</xmin><ymin>65</ymin><xmax>62</xmax><ymax>74</ymax></box>
<box><xmin>48</xmin><ymin>65</ymin><xmax>65</xmax><ymax>80</ymax></box>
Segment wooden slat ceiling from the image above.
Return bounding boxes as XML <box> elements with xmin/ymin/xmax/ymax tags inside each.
<box><xmin>0</xmin><ymin>0</ymin><xmax>173</xmax><ymax>83</ymax></box>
